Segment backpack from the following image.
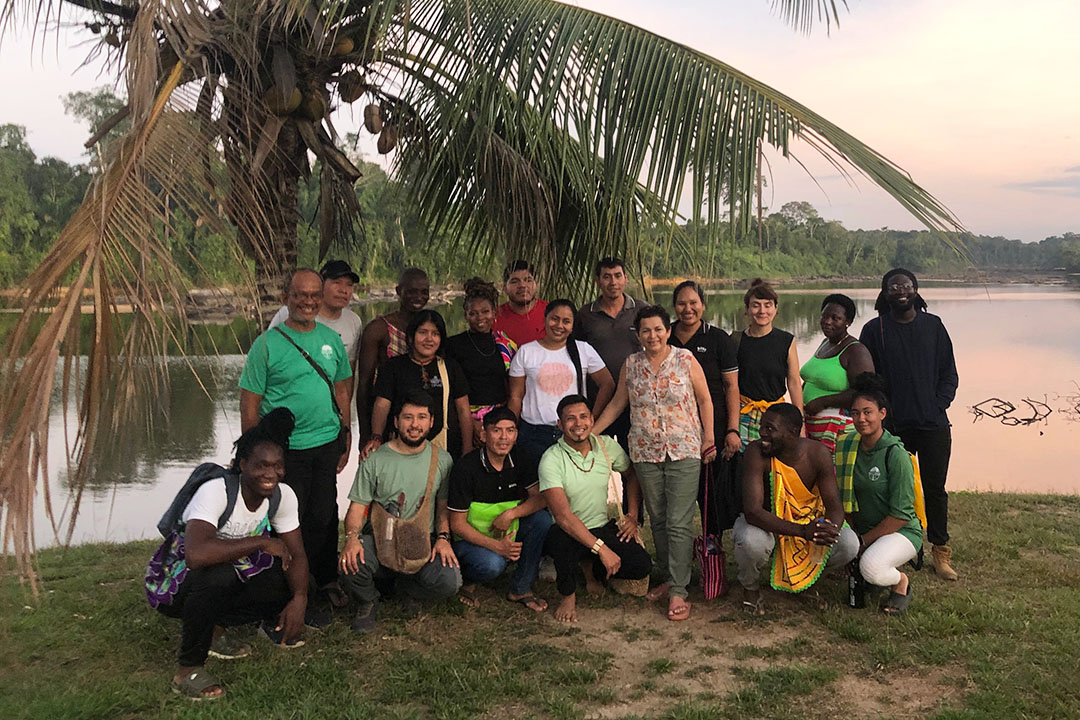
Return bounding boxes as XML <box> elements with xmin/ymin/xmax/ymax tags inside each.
<box><xmin>145</xmin><ymin>463</ymin><xmax>282</xmax><ymax>608</ymax></box>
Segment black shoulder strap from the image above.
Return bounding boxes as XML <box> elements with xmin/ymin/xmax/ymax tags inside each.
<box><xmin>219</xmin><ymin>474</ymin><xmax>241</xmax><ymax>530</ymax></box>
<box><xmin>274</xmin><ymin>326</ymin><xmax>342</xmax><ymax>419</ymax></box>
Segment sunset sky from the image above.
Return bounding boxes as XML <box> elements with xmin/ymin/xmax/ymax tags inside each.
<box><xmin>1</xmin><ymin>0</ymin><xmax>1077</xmax><ymax>242</ymax></box>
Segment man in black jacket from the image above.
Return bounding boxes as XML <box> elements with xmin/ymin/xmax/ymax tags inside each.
<box><xmin>859</xmin><ymin>268</ymin><xmax>959</xmax><ymax>581</ymax></box>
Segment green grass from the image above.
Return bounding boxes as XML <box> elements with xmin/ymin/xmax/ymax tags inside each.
<box><xmin>3</xmin><ymin>492</ymin><xmax>1080</xmax><ymax>718</ymax></box>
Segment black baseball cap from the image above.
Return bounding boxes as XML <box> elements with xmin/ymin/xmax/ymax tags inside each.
<box><xmin>320</xmin><ymin>260</ymin><xmax>360</xmax><ymax>283</ymax></box>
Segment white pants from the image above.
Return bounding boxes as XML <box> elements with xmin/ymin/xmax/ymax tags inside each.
<box><xmin>732</xmin><ymin>513</ymin><xmax>860</xmax><ymax>591</ymax></box>
<box><xmin>859</xmin><ymin>533</ymin><xmax>918</xmax><ymax>588</ymax></box>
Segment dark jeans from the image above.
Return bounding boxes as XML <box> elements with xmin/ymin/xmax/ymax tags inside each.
<box><xmin>158</xmin><ymin>561</ymin><xmax>290</xmax><ymax>667</ymax></box>
<box><xmin>517</xmin><ymin>421</ymin><xmax>562</xmax><ymax>470</ymax></box>
<box><xmin>897</xmin><ymin>426</ymin><xmax>951</xmax><ymax>546</ymax></box>
<box><xmin>453</xmin><ymin>510</ymin><xmax>553</xmax><ymax>595</ymax></box>
<box><xmin>284</xmin><ymin>440</ymin><xmax>341</xmax><ymax>588</ymax></box>
<box><xmin>543</xmin><ymin>519</ymin><xmax>652</xmax><ymax>597</ymax></box>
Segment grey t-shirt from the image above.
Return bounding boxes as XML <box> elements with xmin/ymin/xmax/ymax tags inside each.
<box><xmin>575</xmin><ymin>295</ymin><xmax>644</xmax><ymax>380</ymax></box>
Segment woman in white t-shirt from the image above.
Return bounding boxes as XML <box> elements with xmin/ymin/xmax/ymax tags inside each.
<box><xmin>508</xmin><ymin>299</ymin><xmax>615</xmax><ymax>464</ymax></box>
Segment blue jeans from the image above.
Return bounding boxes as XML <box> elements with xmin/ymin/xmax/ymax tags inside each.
<box><xmin>517</xmin><ymin>421</ymin><xmax>562</xmax><ymax>470</ymax></box>
<box><xmin>452</xmin><ymin>510</ymin><xmax>553</xmax><ymax>596</ymax></box>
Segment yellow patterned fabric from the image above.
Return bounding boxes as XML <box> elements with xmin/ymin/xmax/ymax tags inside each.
<box><xmin>769</xmin><ymin>457</ymin><xmax>830</xmax><ymax>593</ymax></box>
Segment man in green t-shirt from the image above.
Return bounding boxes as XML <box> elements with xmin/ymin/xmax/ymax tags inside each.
<box><xmin>239</xmin><ymin>268</ymin><xmax>352</xmax><ymax>611</ymax></box>
<box><xmin>539</xmin><ymin>394</ymin><xmax>652</xmax><ymax>623</ymax></box>
<box><xmin>338</xmin><ymin>391</ymin><xmax>461</xmax><ymax>633</ymax></box>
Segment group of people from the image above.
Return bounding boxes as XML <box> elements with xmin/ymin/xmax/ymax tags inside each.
<box><xmin>147</xmin><ymin>258</ymin><xmax>959</xmax><ymax>700</ymax></box>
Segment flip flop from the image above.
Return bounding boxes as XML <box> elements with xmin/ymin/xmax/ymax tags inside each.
<box><xmin>459</xmin><ymin>587</ymin><xmax>480</xmax><ymax>608</ymax></box>
<box><xmin>667</xmin><ymin>599</ymin><xmax>691</xmax><ymax>621</ymax></box>
<box><xmin>881</xmin><ymin>585</ymin><xmax>913</xmax><ymax>616</ymax></box>
<box><xmin>506</xmin><ymin>593</ymin><xmax>548</xmax><ymax>612</ymax></box>
<box><xmin>172</xmin><ymin>669</ymin><xmax>224</xmax><ymax>701</ymax></box>
<box><xmin>741</xmin><ymin>588</ymin><xmax>765</xmax><ymax>616</ymax></box>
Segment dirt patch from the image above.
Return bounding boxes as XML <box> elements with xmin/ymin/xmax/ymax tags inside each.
<box><xmin>833</xmin><ymin>668</ymin><xmax>960</xmax><ymax>719</ymax></box>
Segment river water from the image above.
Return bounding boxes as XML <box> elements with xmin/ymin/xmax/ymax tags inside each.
<box><xmin>26</xmin><ymin>283</ymin><xmax>1080</xmax><ymax>547</ymax></box>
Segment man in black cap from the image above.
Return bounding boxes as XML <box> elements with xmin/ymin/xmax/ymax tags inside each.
<box><xmin>269</xmin><ymin>260</ymin><xmax>363</xmax><ymax>372</ymax></box>
<box><xmin>859</xmin><ymin>268</ymin><xmax>959</xmax><ymax>581</ymax></box>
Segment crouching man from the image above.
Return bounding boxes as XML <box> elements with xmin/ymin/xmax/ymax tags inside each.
<box><xmin>448</xmin><ymin>406</ymin><xmax>553</xmax><ymax>612</ymax></box>
<box><xmin>734</xmin><ymin>403</ymin><xmax>859</xmax><ymax>614</ymax></box>
<box><xmin>540</xmin><ymin>395</ymin><xmax>652</xmax><ymax>622</ymax></box>
<box><xmin>338</xmin><ymin>391</ymin><xmax>462</xmax><ymax>633</ymax></box>
<box><xmin>148</xmin><ymin>408</ymin><xmax>307</xmax><ymax>701</ymax></box>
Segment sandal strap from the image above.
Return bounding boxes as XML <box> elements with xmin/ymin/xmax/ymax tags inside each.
<box><xmin>176</xmin><ymin>670</ymin><xmax>221</xmax><ymax>698</ymax></box>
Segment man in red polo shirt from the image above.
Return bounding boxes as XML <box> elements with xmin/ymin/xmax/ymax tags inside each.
<box><xmin>494</xmin><ymin>260</ymin><xmax>548</xmax><ymax>347</ymax></box>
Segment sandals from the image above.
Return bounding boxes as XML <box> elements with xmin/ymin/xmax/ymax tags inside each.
<box><xmin>459</xmin><ymin>587</ymin><xmax>480</xmax><ymax>608</ymax></box>
<box><xmin>172</xmin><ymin>669</ymin><xmax>224</xmax><ymax>700</ymax></box>
<box><xmin>668</xmin><ymin>598</ymin><xmax>691</xmax><ymax>621</ymax></box>
<box><xmin>741</xmin><ymin>588</ymin><xmax>766</xmax><ymax>616</ymax></box>
<box><xmin>507</xmin><ymin>593</ymin><xmax>548</xmax><ymax>613</ymax></box>
<box><xmin>881</xmin><ymin>585</ymin><xmax>913</xmax><ymax>616</ymax></box>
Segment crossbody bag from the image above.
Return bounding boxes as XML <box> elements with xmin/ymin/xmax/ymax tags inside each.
<box><xmin>274</xmin><ymin>327</ymin><xmax>349</xmax><ymax>454</ymax></box>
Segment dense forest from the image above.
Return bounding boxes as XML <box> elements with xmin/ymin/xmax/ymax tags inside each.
<box><xmin>2</xmin><ymin>93</ymin><xmax>1078</xmax><ymax>292</ymax></box>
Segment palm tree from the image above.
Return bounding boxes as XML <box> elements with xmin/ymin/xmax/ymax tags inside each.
<box><xmin>0</xmin><ymin>0</ymin><xmax>961</xmax><ymax>584</ymax></box>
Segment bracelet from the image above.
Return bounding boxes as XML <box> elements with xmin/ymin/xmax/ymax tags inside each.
<box><xmin>591</xmin><ymin>538</ymin><xmax>605</xmax><ymax>555</ymax></box>
<box><xmin>343</xmin><ymin>529</ymin><xmax>359</xmax><ymax>540</ymax></box>
<box><xmin>436</xmin><ymin>531</ymin><xmax>451</xmax><ymax>542</ymax></box>
<box><xmin>725</xmin><ymin>429</ymin><xmax>740</xmax><ymax>437</ymax></box>
<box><xmin>703</xmin><ymin>444</ymin><xmax>717</xmax><ymax>456</ymax></box>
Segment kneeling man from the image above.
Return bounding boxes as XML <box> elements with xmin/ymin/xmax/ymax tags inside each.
<box><xmin>734</xmin><ymin>403</ymin><xmax>858</xmax><ymax>614</ymax></box>
<box><xmin>540</xmin><ymin>394</ymin><xmax>652</xmax><ymax>622</ymax></box>
<box><xmin>448</xmin><ymin>406</ymin><xmax>553</xmax><ymax>612</ymax></box>
<box><xmin>338</xmin><ymin>391</ymin><xmax>461</xmax><ymax>633</ymax></box>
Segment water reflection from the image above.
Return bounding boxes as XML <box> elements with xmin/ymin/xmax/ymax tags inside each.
<box><xmin>30</xmin><ymin>285</ymin><xmax>1080</xmax><ymax>547</ymax></box>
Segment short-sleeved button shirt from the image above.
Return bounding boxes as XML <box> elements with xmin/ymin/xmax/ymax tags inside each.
<box><xmin>447</xmin><ymin>447</ymin><xmax>537</xmax><ymax>512</ymax></box>
<box><xmin>669</xmin><ymin>322</ymin><xmax>738</xmax><ymax>433</ymax></box>
<box><xmin>238</xmin><ymin>324</ymin><xmax>351</xmax><ymax>450</ymax></box>
<box><xmin>624</xmin><ymin>348</ymin><xmax>703</xmax><ymax>463</ymax></box>
<box><xmin>539</xmin><ymin>435</ymin><xmax>629</xmax><ymax>529</ymax></box>
<box><xmin>575</xmin><ymin>295</ymin><xmax>644</xmax><ymax>381</ymax></box>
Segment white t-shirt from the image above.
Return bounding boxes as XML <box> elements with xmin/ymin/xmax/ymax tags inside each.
<box><xmin>509</xmin><ymin>340</ymin><xmax>606</xmax><ymax>426</ymax></box>
<box><xmin>269</xmin><ymin>306</ymin><xmax>363</xmax><ymax>365</ymax></box>
<box><xmin>182</xmin><ymin>478</ymin><xmax>300</xmax><ymax>539</ymax></box>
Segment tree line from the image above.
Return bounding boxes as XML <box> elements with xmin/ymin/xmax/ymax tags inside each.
<box><xmin>2</xmin><ymin>119</ymin><xmax>1077</xmax><ymax>294</ymax></box>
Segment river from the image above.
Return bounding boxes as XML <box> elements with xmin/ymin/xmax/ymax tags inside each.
<box><xmin>26</xmin><ymin>282</ymin><xmax>1080</xmax><ymax>547</ymax></box>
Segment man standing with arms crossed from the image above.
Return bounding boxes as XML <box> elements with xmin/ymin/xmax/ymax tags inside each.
<box><xmin>240</xmin><ymin>268</ymin><xmax>353</xmax><ymax>610</ymax></box>
<box><xmin>859</xmin><ymin>269</ymin><xmax>959</xmax><ymax>581</ymax></box>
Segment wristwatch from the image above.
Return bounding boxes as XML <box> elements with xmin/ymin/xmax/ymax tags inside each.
<box><xmin>591</xmin><ymin>538</ymin><xmax>605</xmax><ymax>555</ymax></box>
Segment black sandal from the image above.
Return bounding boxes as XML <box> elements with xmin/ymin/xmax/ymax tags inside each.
<box><xmin>881</xmin><ymin>585</ymin><xmax>913</xmax><ymax>616</ymax></box>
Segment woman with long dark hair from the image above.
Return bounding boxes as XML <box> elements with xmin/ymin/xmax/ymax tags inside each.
<box><xmin>362</xmin><ymin>309</ymin><xmax>473</xmax><ymax>459</ymax></box>
<box><xmin>508</xmin><ymin>299</ymin><xmax>614</xmax><ymax>463</ymax></box>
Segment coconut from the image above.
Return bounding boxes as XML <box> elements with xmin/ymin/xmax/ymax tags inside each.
<box><xmin>377</xmin><ymin>126</ymin><xmax>398</xmax><ymax>154</ymax></box>
<box><xmin>265</xmin><ymin>86</ymin><xmax>302</xmax><ymax>116</ymax></box>
<box><xmin>104</xmin><ymin>31</ymin><xmax>120</xmax><ymax>48</ymax></box>
<box><xmin>338</xmin><ymin>71</ymin><xmax>364</xmax><ymax>104</ymax></box>
<box><xmin>332</xmin><ymin>37</ymin><xmax>355</xmax><ymax>55</ymax></box>
<box><xmin>363</xmin><ymin>103</ymin><xmax>383</xmax><ymax>134</ymax></box>
<box><xmin>296</xmin><ymin>92</ymin><xmax>328</xmax><ymax>122</ymax></box>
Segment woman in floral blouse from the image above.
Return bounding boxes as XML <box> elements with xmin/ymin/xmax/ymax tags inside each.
<box><xmin>593</xmin><ymin>305</ymin><xmax>716</xmax><ymax>620</ymax></box>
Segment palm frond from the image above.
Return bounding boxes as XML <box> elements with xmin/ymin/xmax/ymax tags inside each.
<box><xmin>771</xmin><ymin>0</ymin><xmax>848</xmax><ymax>34</ymax></box>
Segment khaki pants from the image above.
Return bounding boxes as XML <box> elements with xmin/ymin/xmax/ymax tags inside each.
<box><xmin>636</xmin><ymin>457</ymin><xmax>701</xmax><ymax>599</ymax></box>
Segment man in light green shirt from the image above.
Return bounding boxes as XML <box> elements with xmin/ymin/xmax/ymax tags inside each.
<box><xmin>539</xmin><ymin>394</ymin><xmax>652</xmax><ymax>623</ymax></box>
<box><xmin>338</xmin><ymin>391</ymin><xmax>461</xmax><ymax>633</ymax></box>
<box><xmin>239</xmin><ymin>268</ymin><xmax>352</xmax><ymax>611</ymax></box>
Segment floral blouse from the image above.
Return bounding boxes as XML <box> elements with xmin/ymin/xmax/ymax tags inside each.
<box><xmin>625</xmin><ymin>347</ymin><xmax>702</xmax><ymax>463</ymax></box>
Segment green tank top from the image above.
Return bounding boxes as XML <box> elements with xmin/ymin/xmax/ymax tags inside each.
<box><xmin>800</xmin><ymin>342</ymin><xmax>858</xmax><ymax>405</ymax></box>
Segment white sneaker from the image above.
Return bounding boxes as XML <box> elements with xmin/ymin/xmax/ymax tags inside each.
<box><xmin>538</xmin><ymin>556</ymin><xmax>556</xmax><ymax>581</ymax></box>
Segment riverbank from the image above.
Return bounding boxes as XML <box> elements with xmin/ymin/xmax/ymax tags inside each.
<box><xmin>3</xmin><ymin>491</ymin><xmax>1078</xmax><ymax>719</ymax></box>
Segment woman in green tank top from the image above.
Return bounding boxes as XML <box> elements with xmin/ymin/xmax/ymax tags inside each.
<box><xmin>800</xmin><ymin>294</ymin><xmax>874</xmax><ymax>453</ymax></box>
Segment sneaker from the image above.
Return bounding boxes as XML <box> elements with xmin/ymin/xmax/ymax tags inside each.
<box><xmin>350</xmin><ymin>601</ymin><xmax>378</xmax><ymax>634</ymax></box>
<box><xmin>207</xmin><ymin>627</ymin><xmax>252</xmax><ymax>660</ymax></box>
<box><xmin>304</xmin><ymin>608</ymin><xmax>332</xmax><ymax>629</ymax></box>
<box><xmin>260</xmin><ymin>620</ymin><xmax>305</xmax><ymax>648</ymax></box>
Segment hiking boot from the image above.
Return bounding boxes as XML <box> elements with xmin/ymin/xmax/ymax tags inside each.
<box><xmin>350</xmin><ymin>601</ymin><xmax>378</xmax><ymax>634</ymax></box>
<box><xmin>931</xmin><ymin>544</ymin><xmax>958</xmax><ymax>581</ymax></box>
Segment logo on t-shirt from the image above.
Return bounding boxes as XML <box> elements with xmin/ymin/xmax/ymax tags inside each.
<box><xmin>869</xmin><ymin>466</ymin><xmax>881</xmax><ymax>483</ymax></box>
<box><xmin>537</xmin><ymin>362</ymin><xmax>575</xmax><ymax>396</ymax></box>
<box><xmin>321</xmin><ymin>344</ymin><xmax>335</xmax><ymax>360</ymax></box>
<box><xmin>696</xmin><ymin>346</ymin><xmax>707</xmax><ymax>353</ymax></box>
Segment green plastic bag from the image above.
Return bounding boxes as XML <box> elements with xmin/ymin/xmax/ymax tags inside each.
<box><xmin>464</xmin><ymin>500</ymin><xmax>521</xmax><ymax>539</ymax></box>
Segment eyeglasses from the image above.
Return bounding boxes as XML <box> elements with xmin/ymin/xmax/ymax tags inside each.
<box><xmin>887</xmin><ymin>281</ymin><xmax>914</xmax><ymax>292</ymax></box>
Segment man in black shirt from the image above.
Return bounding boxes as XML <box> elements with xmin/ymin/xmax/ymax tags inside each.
<box><xmin>859</xmin><ymin>269</ymin><xmax>959</xmax><ymax>581</ymax></box>
<box><xmin>448</xmin><ymin>407</ymin><xmax>553</xmax><ymax>611</ymax></box>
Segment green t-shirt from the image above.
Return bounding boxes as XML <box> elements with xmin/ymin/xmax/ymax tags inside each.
<box><xmin>348</xmin><ymin>442</ymin><xmax>453</xmax><ymax>530</ymax></box>
<box><xmin>539</xmin><ymin>435</ymin><xmax>629</xmax><ymax>530</ymax></box>
<box><xmin>851</xmin><ymin>431</ymin><xmax>923</xmax><ymax>551</ymax></box>
<box><xmin>238</xmin><ymin>323</ymin><xmax>351</xmax><ymax>450</ymax></box>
